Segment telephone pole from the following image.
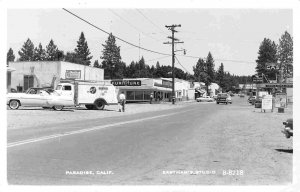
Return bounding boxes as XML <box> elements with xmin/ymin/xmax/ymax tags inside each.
<box><xmin>164</xmin><ymin>24</ymin><xmax>183</xmax><ymax>104</ymax></box>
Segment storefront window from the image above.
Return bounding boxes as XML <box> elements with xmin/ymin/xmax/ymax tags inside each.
<box><xmin>126</xmin><ymin>91</ymin><xmax>134</xmax><ymax>100</ymax></box>
<box><xmin>135</xmin><ymin>91</ymin><xmax>143</xmax><ymax>100</ymax></box>
<box><xmin>144</xmin><ymin>91</ymin><xmax>151</xmax><ymax>100</ymax></box>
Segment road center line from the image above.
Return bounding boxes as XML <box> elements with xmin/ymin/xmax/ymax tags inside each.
<box><xmin>8</xmin><ymin>109</ymin><xmax>194</xmax><ymax>148</ymax></box>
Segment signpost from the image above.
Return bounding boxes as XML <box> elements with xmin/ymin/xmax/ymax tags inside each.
<box><xmin>275</xmin><ymin>92</ymin><xmax>287</xmax><ymax>108</ymax></box>
<box><xmin>252</xmin><ymin>76</ymin><xmax>263</xmax><ymax>83</ymax></box>
<box><xmin>261</xmin><ymin>95</ymin><xmax>273</xmax><ymax>112</ymax></box>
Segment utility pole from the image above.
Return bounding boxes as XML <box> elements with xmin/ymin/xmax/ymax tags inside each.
<box><xmin>164</xmin><ymin>24</ymin><xmax>183</xmax><ymax>104</ymax></box>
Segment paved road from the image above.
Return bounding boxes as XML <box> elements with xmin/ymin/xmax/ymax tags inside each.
<box><xmin>7</xmin><ymin>97</ymin><xmax>292</xmax><ymax>185</ymax></box>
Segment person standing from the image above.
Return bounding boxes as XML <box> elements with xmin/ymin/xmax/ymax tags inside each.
<box><xmin>150</xmin><ymin>93</ymin><xmax>153</xmax><ymax>104</ymax></box>
<box><xmin>119</xmin><ymin>92</ymin><xmax>126</xmax><ymax>112</ymax></box>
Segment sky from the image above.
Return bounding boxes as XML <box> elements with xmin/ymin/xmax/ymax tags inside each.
<box><xmin>7</xmin><ymin>8</ymin><xmax>292</xmax><ymax>76</ymax></box>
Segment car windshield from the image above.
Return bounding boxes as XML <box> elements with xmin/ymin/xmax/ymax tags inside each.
<box><xmin>218</xmin><ymin>93</ymin><xmax>227</xmax><ymax>97</ymax></box>
<box><xmin>56</xmin><ymin>85</ymin><xmax>62</xmax><ymax>90</ymax></box>
<box><xmin>51</xmin><ymin>90</ymin><xmax>61</xmax><ymax>96</ymax></box>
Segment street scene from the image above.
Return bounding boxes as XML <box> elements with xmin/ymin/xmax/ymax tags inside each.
<box><xmin>6</xmin><ymin>7</ymin><xmax>294</xmax><ymax>186</ymax></box>
<box><xmin>7</xmin><ymin>98</ymin><xmax>293</xmax><ymax>185</ymax></box>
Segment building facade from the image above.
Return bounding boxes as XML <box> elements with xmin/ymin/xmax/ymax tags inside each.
<box><xmin>111</xmin><ymin>78</ymin><xmax>192</xmax><ymax>102</ymax></box>
<box><xmin>8</xmin><ymin>61</ymin><xmax>104</xmax><ymax>92</ymax></box>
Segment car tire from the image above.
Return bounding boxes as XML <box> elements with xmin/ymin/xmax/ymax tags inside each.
<box><xmin>216</xmin><ymin>102</ymin><xmax>219</xmax><ymax>104</ymax></box>
<box><xmin>226</xmin><ymin>102</ymin><xmax>228</xmax><ymax>105</ymax></box>
<box><xmin>94</xmin><ymin>99</ymin><xmax>105</xmax><ymax>110</ymax></box>
<box><xmin>9</xmin><ymin>100</ymin><xmax>20</xmax><ymax>110</ymax></box>
<box><xmin>53</xmin><ymin>105</ymin><xmax>64</xmax><ymax>111</ymax></box>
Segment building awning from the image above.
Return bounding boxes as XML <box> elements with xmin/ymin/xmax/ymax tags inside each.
<box><xmin>7</xmin><ymin>66</ymin><xmax>16</xmax><ymax>72</ymax></box>
<box><xmin>195</xmin><ymin>89</ymin><xmax>206</xmax><ymax>94</ymax></box>
<box><xmin>117</xmin><ymin>85</ymin><xmax>172</xmax><ymax>92</ymax></box>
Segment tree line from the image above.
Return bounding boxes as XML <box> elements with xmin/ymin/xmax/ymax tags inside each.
<box><xmin>7</xmin><ymin>30</ymin><xmax>292</xmax><ymax>92</ymax></box>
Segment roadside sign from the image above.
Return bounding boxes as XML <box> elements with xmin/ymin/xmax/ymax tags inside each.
<box><xmin>252</xmin><ymin>77</ymin><xmax>263</xmax><ymax>83</ymax></box>
<box><xmin>275</xmin><ymin>93</ymin><xmax>287</xmax><ymax>108</ymax></box>
<box><xmin>262</xmin><ymin>95</ymin><xmax>273</xmax><ymax>111</ymax></box>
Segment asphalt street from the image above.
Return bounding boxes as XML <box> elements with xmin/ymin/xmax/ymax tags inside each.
<box><xmin>7</xmin><ymin>97</ymin><xmax>293</xmax><ymax>185</ymax></box>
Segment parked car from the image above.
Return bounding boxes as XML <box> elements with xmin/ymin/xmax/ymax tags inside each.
<box><xmin>239</xmin><ymin>94</ymin><xmax>245</xmax><ymax>97</ymax></box>
<box><xmin>7</xmin><ymin>87</ymin><xmax>73</xmax><ymax>110</ymax></box>
<box><xmin>216</xmin><ymin>93</ymin><xmax>232</xmax><ymax>104</ymax></box>
<box><xmin>248</xmin><ymin>96</ymin><xmax>256</xmax><ymax>105</ymax></box>
<box><xmin>254</xmin><ymin>97</ymin><xmax>262</xmax><ymax>108</ymax></box>
<box><xmin>212</xmin><ymin>95</ymin><xmax>218</xmax><ymax>100</ymax></box>
<box><xmin>281</xmin><ymin>118</ymin><xmax>293</xmax><ymax>138</ymax></box>
<box><xmin>196</xmin><ymin>96</ymin><xmax>214</xmax><ymax>102</ymax></box>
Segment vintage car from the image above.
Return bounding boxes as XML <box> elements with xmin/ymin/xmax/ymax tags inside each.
<box><xmin>282</xmin><ymin>118</ymin><xmax>293</xmax><ymax>138</ymax></box>
<box><xmin>7</xmin><ymin>87</ymin><xmax>73</xmax><ymax>110</ymax></box>
<box><xmin>254</xmin><ymin>97</ymin><xmax>262</xmax><ymax>108</ymax></box>
<box><xmin>196</xmin><ymin>96</ymin><xmax>214</xmax><ymax>102</ymax></box>
<box><xmin>248</xmin><ymin>96</ymin><xmax>256</xmax><ymax>105</ymax></box>
<box><xmin>216</xmin><ymin>93</ymin><xmax>232</xmax><ymax>104</ymax></box>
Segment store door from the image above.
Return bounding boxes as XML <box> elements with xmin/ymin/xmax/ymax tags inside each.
<box><xmin>24</xmin><ymin>75</ymin><xmax>34</xmax><ymax>92</ymax></box>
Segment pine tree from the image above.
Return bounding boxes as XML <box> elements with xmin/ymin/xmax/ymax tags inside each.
<box><xmin>45</xmin><ymin>39</ymin><xmax>60</xmax><ymax>61</ymax></box>
<box><xmin>18</xmin><ymin>38</ymin><xmax>35</xmax><ymax>61</ymax></box>
<box><xmin>278</xmin><ymin>31</ymin><xmax>293</xmax><ymax>79</ymax></box>
<box><xmin>193</xmin><ymin>58</ymin><xmax>208</xmax><ymax>84</ymax></box>
<box><xmin>216</xmin><ymin>63</ymin><xmax>225</xmax><ymax>90</ymax></box>
<box><xmin>33</xmin><ymin>43</ymin><xmax>46</xmax><ymax>61</ymax></box>
<box><xmin>100</xmin><ymin>33</ymin><xmax>122</xmax><ymax>79</ymax></box>
<box><xmin>74</xmin><ymin>32</ymin><xmax>93</xmax><ymax>66</ymax></box>
<box><xmin>255</xmin><ymin>38</ymin><xmax>278</xmax><ymax>81</ymax></box>
<box><xmin>206</xmin><ymin>52</ymin><xmax>215</xmax><ymax>84</ymax></box>
<box><xmin>93</xmin><ymin>60</ymin><xmax>100</xmax><ymax>68</ymax></box>
<box><xmin>7</xmin><ymin>48</ymin><xmax>15</xmax><ymax>65</ymax></box>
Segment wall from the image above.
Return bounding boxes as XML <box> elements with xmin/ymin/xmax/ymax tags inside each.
<box><xmin>9</xmin><ymin>61</ymin><xmax>60</xmax><ymax>92</ymax></box>
<box><xmin>60</xmin><ymin>61</ymin><xmax>104</xmax><ymax>81</ymax></box>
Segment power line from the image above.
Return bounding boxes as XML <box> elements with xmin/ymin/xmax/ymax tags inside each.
<box><xmin>62</xmin><ymin>8</ymin><xmax>171</xmax><ymax>56</ymax></box>
<box><xmin>177</xmin><ymin>54</ymin><xmax>255</xmax><ymax>64</ymax></box>
<box><xmin>145</xmin><ymin>55</ymin><xmax>171</xmax><ymax>62</ymax></box>
<box><xmin>109</xmin><ymin>9</ymin><xmax>162</xmax><ymax>43</ymax></box>
<box><xmin>135</xmin><ymin>9</ymin><xmax>168</xmax><ymax>36</ymax></box>
<box><xmin>62</xmin><ymin>8</ymin><xmax>256</xmax><ymax>65</ymax></box>
<box><xmin>175</xmin><ymin>56</ymin><xmax>191</xmax><ymax>74</ymax></box>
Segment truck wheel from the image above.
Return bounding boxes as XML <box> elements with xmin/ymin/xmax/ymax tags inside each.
<box><xmin>9</xmin><ymin>100</ymin><xmax>20</xmax><ymax>110</ymax></box>
<box><xmin>85</xmin><ymin>104</ymin><xmax>94</xmax><ymax>110</ymax></box>
<box><xmin>53</xmin><ymin>105</ymin><xmax>64</xmax><ymax>111</ymax></box>
<box><xmin>94</xmin><ymin>100</ymin><xmax>105</xmax><ymax>110</ymax></box>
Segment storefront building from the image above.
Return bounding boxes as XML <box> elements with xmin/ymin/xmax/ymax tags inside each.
<box><xmin>111</xmin><ymin>78</ymin><xmax>192</xmax><ymax>102</ymax></box>
<box><xmin>8</xmin><ymin>61</ymin><xmax>104</xmax><ymax>92</ymax></box>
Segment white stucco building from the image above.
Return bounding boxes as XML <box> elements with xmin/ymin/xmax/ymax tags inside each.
<box><xmin>8</xmin><ymin>61</ymin><xmax>104</xmax><ymax>92</ymax></box>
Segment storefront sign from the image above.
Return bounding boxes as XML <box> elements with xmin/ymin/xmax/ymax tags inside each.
<box><xmin>65</xmin><ymin>70</ymin><xmax>81</xmax><ymax>79</ymax></box>
<box><xmin>111</xmin><ymin>80</ymin><xmax>141</xmax><ymax>86</ymax></box>
<box><xmin>275</xmin><ymin>93</ymin><xmax>287</xmax><ymax>108</ymax></box>
<box><xmin>265</xmin><ymin>83</ymin><xmax>293</xmax><ymax>88</ymax></box>
<box><xmin>262</xmin><ymin>95</ymin><xmax>273</xmax><ymax>110</ymax></box>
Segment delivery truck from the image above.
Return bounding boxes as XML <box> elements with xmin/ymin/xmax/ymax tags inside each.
<box><xmin>54</xmin><ymin>80</ymin><xmax>119</xmax><ymax>110</ymax></box>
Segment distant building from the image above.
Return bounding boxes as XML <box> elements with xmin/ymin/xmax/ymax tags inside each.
<box><xmin>8</xmin><ymin>61</ymin><xmax>104</xmax><ymax>92</ymax></box>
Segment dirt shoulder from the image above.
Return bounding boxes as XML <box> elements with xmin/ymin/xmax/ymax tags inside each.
<box><xmin>7</xmin><ymin>102</ymin><xmax>191</xmax><ymax>130</ymax></box>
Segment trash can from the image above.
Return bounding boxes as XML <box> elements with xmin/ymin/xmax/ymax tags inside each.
<box><xmin>278</xmin><ymin>107</ymin><xmax>284</xmax><ymax>113</ymax></box>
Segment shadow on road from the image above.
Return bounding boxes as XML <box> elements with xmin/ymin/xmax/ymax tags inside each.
<box><xmin>275</xmin><ymin>148</ymin><xmax>293</xmax><ymax>153</ymax></box>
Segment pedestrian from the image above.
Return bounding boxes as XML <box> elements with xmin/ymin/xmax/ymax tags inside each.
<box><xmin>150</xmin><ymin>93</ymin><xmax>153</xmax><ymax>104</ymax></box>
<box><xmin>119</xmin><ymin>91</ymin><xmax>126</xmax><ymax>112</ymax></box>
